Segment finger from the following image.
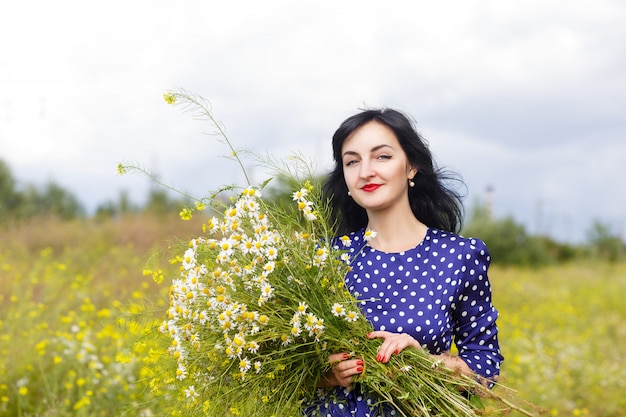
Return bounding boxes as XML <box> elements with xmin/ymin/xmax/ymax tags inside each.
<box><xmin>355</xmin><ymin>359</ymin><xmax>364</xmax><ymax>374</ymax></box>
<box><xmin>377</xmin><ymin>340</ymin><xmax>404</xmax><ymax>363</ymax></box>
<box><xmin>376</xmin><ymin>344</ymin><xmax>393</xmax><ymax>363</ymax></box>
<box><xmin>328</xmin><ymin>352</ymin><xmax>350</xmax><ymax>363</ymax></box>
<box><xmin>335</xmin><ymin>358</ymin><xmax>362</xmax><ymax>373</ymax></box>
<box><xmin>367</xmin><ymin>330</ymin><xmax>390</xmax><ymax>339</ymax></box>
<box><xmin>339</xmin><ymin>362</ymin><xmax>363</xmax><ymax>378</ymax></box>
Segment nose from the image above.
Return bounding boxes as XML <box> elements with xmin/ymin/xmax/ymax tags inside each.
<box><xmin>359</xmin><ymin>160</ymin><xmax>375</xmax><ymax>178</ymax></box>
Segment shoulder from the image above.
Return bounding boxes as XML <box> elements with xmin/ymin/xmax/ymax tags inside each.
<box><xmin>428</xmin><ymin>228</ymin><xmax>491</xmax><ymax>264</ymax></box>
<box><xmin>428</xmin><ymin>228</ymin><xmax>488</xmax><ymax>250</ymax></box>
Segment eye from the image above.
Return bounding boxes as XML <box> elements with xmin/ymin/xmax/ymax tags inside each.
<box><xmin>344</xmin><ymin>159</ymin><xmax>359</xmax><ymax>167</ymax></box>
<box><xmin>377</xmin><ymin>154</ymin><xmax>392</xmax><ymax>161</ymax></box>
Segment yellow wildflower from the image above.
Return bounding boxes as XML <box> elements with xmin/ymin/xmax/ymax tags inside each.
<box><xmin>163</xmin><ymin>91</ymin><xmax>177</xmax><ymax>104</ymax></box>
<box><xmin>179</xmin><ymin>207</ymin><xmax>193</xmax><ymax>220</ymax></box>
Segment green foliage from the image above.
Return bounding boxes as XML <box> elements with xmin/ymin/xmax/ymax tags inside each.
<box><xmin>95</xmin><ymin>190</ymin><xmax>139</xmax><ymax>218</ymax></box>
<box><xmin>0</xmin><ymin>158</ymin><xmax>190</xmax><ymax>225</ymax></box>
<box><xmin>0</xmin><ymin>159</ymin><xmax>85</xmax><ymax>223</ymax></box>
<box><xmin>17</xmin><ymin>182</ymin><xmax>85</xmax><ymax>220</ymax></box>
<box><xmin>0</xmin><ymin>160</ymin><xmax>19</xmax><ymax>223</ymax></box>
<box><xmin>586</xmin><ymin>220</ymin><xmax>625</xmax><ymax>262</ymax></box>
<box><xmin>462</xmin><ymin>200</ymin><xmax>581</xmax><ymax>266</ymax></box>
<box><xmin>262</xmin><ymin>174</ymin><xmax>317</xmax><ymax>218</ymax></box>
<box><xmin>95</xmin><ymin>188</ymin><xmax>191</xmax><ymax>220</ymax></box>
<box><xmin>142</xmin><ymin>188</ymin><xmax>191</xmax><ymax>217</ymax></box>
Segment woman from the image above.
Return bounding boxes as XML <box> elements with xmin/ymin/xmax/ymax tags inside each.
<box><xmin>305</xmin><ymin>109</ymin><xmax>503</xmax><ymax>416</ymax></box>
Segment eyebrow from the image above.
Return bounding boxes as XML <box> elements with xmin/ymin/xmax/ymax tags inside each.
<box><xmin>342</xmin><ymin>144</ymin><xmax>395</xmax><ymax>158</ymax></box>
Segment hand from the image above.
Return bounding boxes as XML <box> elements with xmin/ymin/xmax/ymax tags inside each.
<box><xmin>433</xmin><ymin>352</ymin><xmax>473</xmax><ymax>377</ymax></box>
<box><xmin>318</xmin><ymin>353</ymin><xmax>364</xmax><ymax>388</ymax></box>
<box><xmin>367</xmin><ymin>331</ymin><xmax>421</xmax><ymax>363</ymax></box>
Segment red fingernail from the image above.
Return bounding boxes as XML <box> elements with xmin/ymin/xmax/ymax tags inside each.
<box><xmin>357</xmin><ymin>360</ymin><xmax>364</xmax><ymax>366</ymax></box>
<box><xmin>356</xmin><ymin>366</ymin><xmax>363</xmax><ymax>372</ymax></box>
<box><xmin>394</xmin><ymin>349</ymin><xmax>399</xmax><ymax>355</ymax></box>
<box><xmin>342</xmin><ymin>353</ymin><xmax>349</xmax><ymax>360</ymax></box>
<box><xmin>367</xmin><ymin>332</ymin><xmax>372</xmax><ymax>337</ymax></box>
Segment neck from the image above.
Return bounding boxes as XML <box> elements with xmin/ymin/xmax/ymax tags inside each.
<box><xmin>365</xmin><ymin>208</ymin><xmax>428</xmax><ymax>252</ymax></box>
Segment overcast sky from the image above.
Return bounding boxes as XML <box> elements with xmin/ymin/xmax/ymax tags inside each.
<box><xmin>1</xmin><ymin>0</ymin><xmax>625</xmax><ymax>243</ymax></box>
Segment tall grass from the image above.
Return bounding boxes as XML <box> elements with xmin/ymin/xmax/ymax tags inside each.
<box><xmin>492</xmin><ymin>262</ymin><xmax>626</xmax><ymax>416</ymax></box>
<box><xmin>0</xmin><ymin>215</ymin><xmax>201</xmax><ymax>416</ymax></box>
<box><xmin>1</xmin><ymin>216</ymin><xmax>624</xmax><ymax>416</ymax></box>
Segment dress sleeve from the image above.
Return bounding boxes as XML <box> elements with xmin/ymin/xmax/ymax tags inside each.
<box><xmin>453</xmin><ymin>237</ymin><xmax>504</xmax><ymax>381</ymax></box>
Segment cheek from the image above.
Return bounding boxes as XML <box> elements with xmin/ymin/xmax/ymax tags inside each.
<box><xmin>342</xmin><ymin>169</ymin><xmax>355</xmax><ymax>185</ymax></box>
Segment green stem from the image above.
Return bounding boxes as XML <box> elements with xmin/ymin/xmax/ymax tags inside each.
<box><xmin>171</xmin><ymin>88</ymin><xmax>251</xmax><ymax>187</ymax></box>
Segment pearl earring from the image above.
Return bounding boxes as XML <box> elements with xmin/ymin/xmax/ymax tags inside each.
<box><xmin>347</xmin><ymin>191</ymin><xmax>352</xmax><ymax>196</ymax></box>
<box><xmin>409</xmin><ymin>179</ymin><xmax>415</xmax><ymax>187</ymax></box>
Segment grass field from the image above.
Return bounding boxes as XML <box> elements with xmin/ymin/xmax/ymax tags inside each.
<box><xmin>1</xmin><ymin>216</ymin><xmax>624</xmax><ymax>416</ymax></box>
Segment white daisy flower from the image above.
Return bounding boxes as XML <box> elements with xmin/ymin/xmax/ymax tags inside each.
<box><xmin>176</xmin><ymin>363</ymin><xmax>188</xmax><ymax>380</ymax></box>
<box><xmin>344</xmin><ymin>311</ymin><xmax>359</xmax><ymax>322</ymax></box>
<box><xmin>263</xmin><ymin>246</ymin><xmax>279</xmax><ymax>260</ymax></box>
<box><xmin>292</xmin><ymin>188</ymin><xmax>308</xmax><ymax>201</ymax></box>
<box><xmin>185</xmin><ymin>385</ymin><xmax>199</xmax><ymax>400</ymax></box>
<box><xmin>364</xmin><ymin>229</ymin><xmax>378</xmax><ymax>241</ymax></box>
<box><xmin>303</xmin><ymin>208</ymin><xmax>317</xmax><ymax>221</ymax></box>
<box><xmin>331</xmin><ymin>303</ymin><xmax>346</xmax><ymax>317</ymax></box>
<box><xmin>247</xmin><ymin>341</ymin><xmax>260</xmax><ymax>353</ymax></box>
<box><xmin>239</xmin><ymin>358</ymin><xmax>251</xmax><ymax>376</ymax></box>
<box><xmin>182</xmin><ymin>248</ymin><xmax>196</xmax><ymax>270</ymax></box>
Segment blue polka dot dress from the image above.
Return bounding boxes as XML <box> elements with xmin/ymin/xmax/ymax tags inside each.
<box><xmin>303</xmin><ymin>228</ymin><xmax>504</xmax><ymax>417</ymax></box>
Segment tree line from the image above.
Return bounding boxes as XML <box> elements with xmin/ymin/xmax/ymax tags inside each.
<box><xmin>1</xmin><ymin>159</ymin><xmax>624</xmax><ymax>264</ymax></box>
<box><xmin>0</xmin><ymin>159</ymin><xmax>188</xmax><ymax>222</ymax></box>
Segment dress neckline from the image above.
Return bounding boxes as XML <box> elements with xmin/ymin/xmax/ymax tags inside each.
<box><xmin>363</xmin><ymin>227</ymin><xmax>430</xmax><ymax>255</ymax></box>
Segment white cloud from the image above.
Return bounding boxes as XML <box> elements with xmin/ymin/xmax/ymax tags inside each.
<box><xmin>0</xmin><ymin>0</ymin><xmax>625</xmax><ymax>243</ymax></box>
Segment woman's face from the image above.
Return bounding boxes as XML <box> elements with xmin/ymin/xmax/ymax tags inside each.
<box><xmin>341</xmin><ymin>121</ymin><xmax>417</xmax><ymax>214</ymax></box>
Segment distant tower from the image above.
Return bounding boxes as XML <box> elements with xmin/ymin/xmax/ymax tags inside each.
<box><xmin>485</xmin><ymin>185</ymin><xmax>494</xmax><ymax>219</ymax></box>
<box><xmin>535</xmin><ymin>199</ymin><xmax>543</xmax><ymax>236</ymax></box>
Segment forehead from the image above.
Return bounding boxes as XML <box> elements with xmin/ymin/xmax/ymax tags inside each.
<box><xmin>342</xmin><ymin>121</ymin><xmax>400</xmax><ymax>152</ymax></box>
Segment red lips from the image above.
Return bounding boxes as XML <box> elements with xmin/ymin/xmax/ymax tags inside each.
<box><xmin>361</xmin><ymin>184</ymin><xmax>381</xmax><ymax>192</ymax></box>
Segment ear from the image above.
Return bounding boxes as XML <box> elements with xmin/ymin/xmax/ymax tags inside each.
<box><xmin>408</xmin><ymin>164</ymin><xmax>418</xmax><ymax>179</ymax></box>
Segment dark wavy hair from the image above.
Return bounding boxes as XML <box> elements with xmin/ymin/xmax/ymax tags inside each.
<box><xmin>322</xmin><ymin>108</ymin><xmax>465</xmax><ymax>235</ymax></box>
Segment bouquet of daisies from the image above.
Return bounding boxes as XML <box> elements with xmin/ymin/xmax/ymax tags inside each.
<box><xmin>127</xmin><ymin>89</ymin><xmax>538</xmax><ymax>417</ymax></box>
